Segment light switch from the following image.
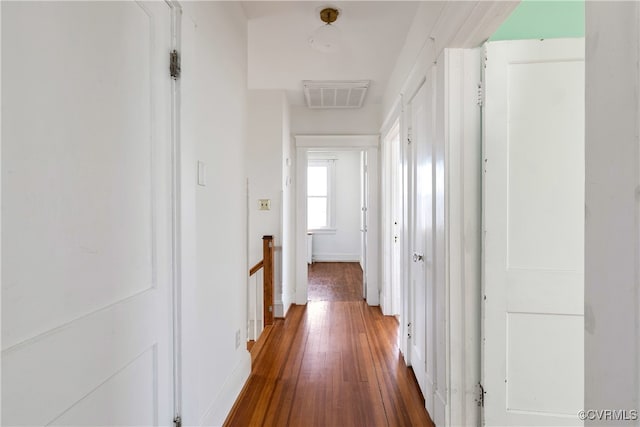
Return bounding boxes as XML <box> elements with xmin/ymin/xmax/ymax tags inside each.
<box><xmin>258</xmin><ymin>199</ymin><xmax>271</xmax><ymax>210</ymax></box>
<box><xmin>197</xmin><ymin>161</ymin><xmax>206</xmax><ymax>186</ymax></box>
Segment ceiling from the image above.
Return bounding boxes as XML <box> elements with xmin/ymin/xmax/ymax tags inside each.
<box><xmin>241</xmin><ymin>1</ymin><xmax>423</xmax><ymax>106</ymax></box>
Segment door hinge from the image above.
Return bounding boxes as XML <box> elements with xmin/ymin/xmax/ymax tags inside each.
<box><xmin>268</xmin><ymin>305</ymin><xmax>273</xmax><ymax>312</ymax></box>
<box><xmin>477</xmin><ymin>82</ymin><xmax>484</xmax><ymax>107</ymax></box>
<box><xmin>475</xmin><ymin>383</ymin><xmax>486</xmax><ymax>407</ymax></box>
<box><xmin>174</xmin><ymin>415</ymin><xmax>182</xmax><ymax>427</ymax></box>
<box><xmin>170</xmin><ymin>50</ymin><xmax>181</xmax><ymax>80</ymax></box>
<box><xmin>407</xmin><ymin>322</ymin><xmax>412</xmax><ymax>339</ymax></box>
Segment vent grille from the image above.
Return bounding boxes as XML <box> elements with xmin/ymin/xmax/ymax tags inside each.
<box><xmin>303</xmin><ymin>80</ymin><xmax>370</xmax><ymax>109</ymax></box>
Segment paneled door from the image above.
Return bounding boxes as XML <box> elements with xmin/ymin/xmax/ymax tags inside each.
<box><xmin>2</xmin><ymin>2</ymin><xmax>175</xmax><ymax>425</ymax></box>
<box><xmin>408</xmin><ymin>70</ymin><xmax>436</xmax><ymax>415</ymax></box>
<box><xmin>482</xmin><ymin>38</ymin><xmax>585</xmax><ymax>426</ymax></box>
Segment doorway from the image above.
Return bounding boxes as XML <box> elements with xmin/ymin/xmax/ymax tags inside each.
<box><xmin>381</xmin><ymin>121</ymin><xmax>403</xmax><ymax>317</ymax></box>
<box><xmin>306</xmin><ymin>150</ymin><xmax>365</xmax><ymax>301</ymax></box>
<box><xmin>294</xmin><ymin>135</ymin><xmax>380</xmax><ymax>306</ymax></box>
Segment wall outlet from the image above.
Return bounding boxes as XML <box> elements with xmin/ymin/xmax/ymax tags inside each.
<box><xmin>235</xmin><ymin>329</ymin><xmax>241</xmax><ymax>349</ymax></box>
<box><xmin>258</xmin><ymin>199</ymin><xmax>271</xmax><ymax>210</ymax></box>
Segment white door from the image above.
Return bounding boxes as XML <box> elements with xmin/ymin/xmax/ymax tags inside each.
<box><xmin>361</xmin><ymin>151</ymin><xmax>368</xmax><ymax>298</ymax></box>
<box><xmin>2</xmin><ymin>2</ymin><xmax>175</xmax><ymax>425</ymax></box>
<box><xmin>482</xmin><ymin>39</ymin><xmax>585</xmax><ymax>426</ymax></box>
<box><xmin>382</xmin><ymin>123</ymin><xmax>402</xmax><ymax>316</ymax></box>
<box><xmin>408</xmin><ymin>73</ymin><xmax>436</xmax><ymax>413</ymax></box>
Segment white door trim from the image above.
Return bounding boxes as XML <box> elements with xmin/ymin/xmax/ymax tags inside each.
<box><xmin>443</xmin><ymin>47</ymin><xmax>483</xmax><ymax>427</ymax></box>
<box><xmin>168</xmin><ymin>1</ymin><xmax>182</xmax><ymax>423</ymax></box>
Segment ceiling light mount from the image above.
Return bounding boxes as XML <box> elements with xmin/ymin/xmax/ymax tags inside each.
<box><xmin>319</xmin><ymin>7</ymin><xmax>339</xmax><ymax>24</ymax></box>
<box><xmin>309</xmin><ymin>6</ymin><xmax>343</xmax><ymax>53</ymax></box>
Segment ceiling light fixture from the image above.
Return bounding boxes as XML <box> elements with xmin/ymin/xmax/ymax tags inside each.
<box><xmin>308</xmin><ymin>7</ymin><xmax>342</xmax><ymax>53</ymax></box>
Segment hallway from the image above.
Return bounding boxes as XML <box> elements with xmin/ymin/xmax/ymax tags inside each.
<box><xmin>225</xmin><ymin>264</ymin><xmax>432</xmax><ymax>427</ymax></box>
<box><xmin>4</xmin><ymin>2</ymin><xmax>638</xmax><ymax>425</ymax></box>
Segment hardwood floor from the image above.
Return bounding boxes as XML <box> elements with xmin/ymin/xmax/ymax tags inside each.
<box><xmin>225</xmin><ymin>263</ymin><xmax>434</xmax><ymax>427</ymax></box>
<box><xmin>308</xmin><ymin>262</ymin><xmax>364</xmax><ymax>302</ymax></box>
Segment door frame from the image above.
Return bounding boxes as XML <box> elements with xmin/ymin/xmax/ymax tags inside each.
<box><xmin>294</xmin><ymin>135</ymin><xmax>380</xmax><ymax>306</ymax></box>
<box><xmin>380</xmin><ymin>119</ymin><xmax>402</xmax><ymax>317</ymax></box>
<box><xmin>444</xmin><ymin>47</ymin><xmax>483</xmax><ymax>427</ymax></box>
<box><xmin>168</xmin><ymin>1</ymin><xmax>182</xmax><ymax>424</ymax></box>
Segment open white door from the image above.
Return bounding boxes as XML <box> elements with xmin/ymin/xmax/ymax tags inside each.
<box><xmin>2</xmin><ymin>2</ymin><xmax>175</xmax><ymax>425</ymax></box>
<box><xmin>482</xmin><ymin>38</ymin><xmax>585</xmax><ymax>426</ymax></box>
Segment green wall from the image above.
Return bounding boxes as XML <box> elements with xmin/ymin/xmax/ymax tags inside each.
<box><xmin>490</xmin><ymin>0</ymin><xmax>584</xmax><ymax>41</ymax></box>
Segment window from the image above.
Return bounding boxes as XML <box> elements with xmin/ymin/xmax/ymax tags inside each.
<box><xmin>307</xmin><ymin>158</ymin><xmax>336</xmax><ymax>232</ymax></box>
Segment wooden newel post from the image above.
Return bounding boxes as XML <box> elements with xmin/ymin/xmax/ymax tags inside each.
<box><xmin>263</xmin><ymin>235</ymin><xmax>274</xmax><ymax>326</ymax></box>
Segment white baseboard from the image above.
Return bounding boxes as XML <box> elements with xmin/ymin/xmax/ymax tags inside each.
<box><xmin>312</xmin><ymin>253</ymin><xmax>361</xmax><ymax>262</ymax></box>
<box><xmin>198</xmin><ymin>351</ymin><xmax>251</xmax><ymax>427</ymax></box>
<box><xmin>273</xmin><ymin>301</ymin><xmax>284</xmax><ymax>318</ymax></box>
<box><xmin>284</xmin><ymin>292</ymin><xmax>295</xmax><ymax>315</ymax></box>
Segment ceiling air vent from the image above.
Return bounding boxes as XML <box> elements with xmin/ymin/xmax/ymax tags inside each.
<box><xmin>303</xmin><ymin>80</ymin><xmax>370</xmax><ymax>109</ymax></box>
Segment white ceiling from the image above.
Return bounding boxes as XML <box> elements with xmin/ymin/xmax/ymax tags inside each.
<box><xmin>241</xmin><ymin>1</ymin><xmax>423</xmax><ymax>106</ymax></box>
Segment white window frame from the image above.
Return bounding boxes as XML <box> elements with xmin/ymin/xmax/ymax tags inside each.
<box><xmin>307</xmin><ymin>157</ymin><xmax>336</xmax><ymax>233</ymax></box>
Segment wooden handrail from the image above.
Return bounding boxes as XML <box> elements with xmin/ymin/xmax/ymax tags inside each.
<box><xmin>248</xmin><ymin>235</ymin><xmax>274</xmax><ymax>333</ymax></box>
<box><xmin>249</xmin><ymin>260</ymin><xmax>264</xmax><ymax>276</ymax></box>
<box><xmin>263</xmin><ymin>235</ymin><xmax>274</xmax><ymax>327</ymax></box>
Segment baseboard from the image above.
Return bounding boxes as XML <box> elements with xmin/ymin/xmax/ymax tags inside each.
<box><xmin>312</xmin><ymin>253</ymin><xmax>361</xmax><ymax>262</ymax></box>
<box><xmin>273</xmin><ymin>301</ymin><xmax>284</xmax><ymax>318</ymax></box>
<box><xmin>199</xmin><ymin>351</ymin><xmax>251</xmax><ymax>427</ymax></box>
<box><xmin>282</xmin><ymin>292</ymin><xmax>295</xmax><ymax>317</ymax></box>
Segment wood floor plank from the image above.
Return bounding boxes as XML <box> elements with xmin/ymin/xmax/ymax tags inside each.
<box><xmin>224</xmin><ymin>263</ymin><xmax>434</xmax><ymax>427</ymax></box>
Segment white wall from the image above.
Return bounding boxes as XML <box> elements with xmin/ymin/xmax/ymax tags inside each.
<box><xmin>248</xmin><ymin>90</ymin><xmax>285</xmax><ymax>265</ymax></box>
<box><xmin>311</xmin><ymin>151</ymin><xmax>362</xmax><ymax>262</ymax></box>
<box><xmin>584</xmin><ymin>2</ymin><xmax>640</xmax><ymax>419</ymax></box>
<box><xmin>247</xmin><ymin>90</ymin><xmax>286</xmax><ymax>318</ymax></box>
<box><xmin>291</xmin><ymin>104</ymin><xmax>381</xmax><ymax>135</ymax></box>
<box><xmin>180</xmin><ymin>3</ymin><xmax>250</xmax><ymax>425</ymax></box>
<box><xmin>247</xmin><ymin>90</ymin><xmax>294</xmax><ymax>318</ymax></box>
